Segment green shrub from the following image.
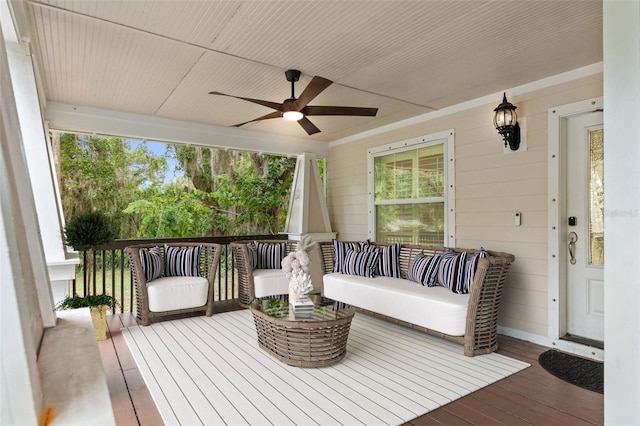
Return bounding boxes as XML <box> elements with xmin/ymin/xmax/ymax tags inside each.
<box><xmin>64</xmin><ymin>211</ymin><xmax>116</xmax><ymax>251</ymax></box>
<box><xmin>56</xmin><ymin>294</ymin><xmax>118</xmax><ymax>311</ymax></box>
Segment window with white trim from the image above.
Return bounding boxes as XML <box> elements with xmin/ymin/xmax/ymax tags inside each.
<box><xmin>368</xmin><ymin>131</ymin><xmax>455</xmax><ymax>245</ymax></box>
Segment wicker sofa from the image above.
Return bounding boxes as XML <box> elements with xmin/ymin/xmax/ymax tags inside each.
<box><xmin>314</xmin><ymin>241</ymin><xmax>515</xmax><ymax>356</ymax></box>
<box><xmin>126</xmin><ymin>242</ymin><xmax>222</xmax><ymax>326</ymax></box>
<box><xmin>231</xmin><ymin>239</ymin><xmax>297</xmax><ymax>308</ymax></box>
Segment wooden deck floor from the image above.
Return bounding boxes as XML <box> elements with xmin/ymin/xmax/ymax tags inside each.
<box><xmin>99</xmin><ymin>312</ymin><xmax>604</xmax><ymax>426</ymax></box>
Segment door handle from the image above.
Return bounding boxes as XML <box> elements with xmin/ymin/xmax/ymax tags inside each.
<box><xmin>568</xmin><ymin>232</ymin><xmax>578</xmax><ymax>265</ymax></box>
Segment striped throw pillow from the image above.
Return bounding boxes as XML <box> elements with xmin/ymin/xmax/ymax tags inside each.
<box><xmin>438</xmin><ymin>249</ymin><xmax>469</xmax><ymax>294</ymax></box>
<box><xmin>464</xmin><ymin>247</ymin><xmax>489</xmax><ymax>293</ymax></box>
<box><xmin>407</xmin><ymin>254</ymin><xmax>442</xmax><ymax>286</ymax></box>
<box><xmin>164</xmin><ymin>245</ymin><xmax>202</xmax><ymax>277</ymax></box>
<box><xmin>254</xmin><ymin>241</ymin><xmax>287</xmax><ymax>269</ymax></box>
<box><xmin>375</xmin><ymin>243</ymin><xmax>401</xmax><ymax>278</ymax></box>
<box><xmin>342</xmin><ymin>248</ymin><xmax>379</xmax><ymax>278</ymax></box>
<box><xmin>332</xmin><ymin>240</ymin><xmax>370</xmax><ymax>273</ymax></box>
<box><xmin>333</xmin><ymin>300</ymin><xmax>351</xmax><ymax>310</ymax></box>
<box><xmin>139</xmin><ymin>246</ymin><xmax>163</xmax><ymax>282</ymax></box>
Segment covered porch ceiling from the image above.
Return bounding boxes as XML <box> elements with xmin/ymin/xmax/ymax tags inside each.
<box><xmin>16</xmin><ymin>0</ymin><xmax>602</xmax><ymax>143</ymax></box>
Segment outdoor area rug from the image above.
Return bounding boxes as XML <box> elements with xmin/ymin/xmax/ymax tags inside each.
<box><xmin>122</xmin><ymin>309</ymin><xmax>529</xmax><ymax>426</ymax></box>
<box><xmin>539</xmin><ymin>349</ymin><xmax>604</xmax><ymax>393</ymax></box>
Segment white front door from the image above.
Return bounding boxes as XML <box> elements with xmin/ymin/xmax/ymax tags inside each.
<box><xmin>565</xmin><ymin>111</ymin><xmax>604</xmax><ymax>342</ymax></box>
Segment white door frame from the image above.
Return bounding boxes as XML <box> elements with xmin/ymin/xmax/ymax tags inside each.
<box><xmin>547</xmin><ymin>97</ymin><xmax>604</xmax><ymax>361</ymax></box>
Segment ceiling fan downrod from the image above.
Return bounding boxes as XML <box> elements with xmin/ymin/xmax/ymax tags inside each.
<box><xmin>285</xmin><ymin>69</ymin><xmax>301</xmax><ymax>100</ymax></box>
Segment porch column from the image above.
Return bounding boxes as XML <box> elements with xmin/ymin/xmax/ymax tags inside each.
<box><xmin>284</xmin><ymin>152</ymin><xmax>336</xmax><ymax>242</ymax></box>
<box><xmin>5</xmin><ymin>31</ymin><xmax>77</xmax><ymax>315</ymax></box>
<box><xmin>284</xmin><ymin>153</ymin><xmax>336</xmax><ymax>291</ymax></box>
<box><xmin>603</xmin><ymin>0</ymin><xmax>640</xmax><ymax>422</ymax></box>
<box><xmin>0</xmin><ymin>14</ymin><xmax>44</xmax><ymax>424</ymax></box>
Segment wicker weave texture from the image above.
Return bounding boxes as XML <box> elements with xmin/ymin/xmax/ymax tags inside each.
<box><xmin>313</xmin><ymin>241</ymin><xmax>515</xmax><ymax>357</ymax></box>
<box><xmin>230</xmin><ymin>243</ymin><xmax>253</xmax><ymax>308</ymax></box>
<box><xmin>251</xmin><ymin>306</ymin><xmax>354</xmax><ymax>368</ymax></box>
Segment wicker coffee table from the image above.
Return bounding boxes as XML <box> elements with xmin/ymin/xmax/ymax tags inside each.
<box><xmin>250</xmin><ymin>298</ymin><xmax>355</xmax><ymax>367</ymax></box>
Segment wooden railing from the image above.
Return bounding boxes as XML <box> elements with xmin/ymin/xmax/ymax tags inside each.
<box><xmin>70</xmin><ymin>234</ymin><xmax>288</xmax><ymax>313</ymax></box>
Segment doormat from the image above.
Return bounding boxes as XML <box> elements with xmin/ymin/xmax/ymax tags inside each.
<box><xmin>539</xmin><ymin>349</ymin><xmax>603</xmax><ymax>393</ymax></box>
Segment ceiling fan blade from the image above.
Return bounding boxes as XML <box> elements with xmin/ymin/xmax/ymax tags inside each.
<box><xmin>209</xmin><ymin>91</ymin><xmax>284</xmax><ymax>111</ymax></box>
<box><xmin>293</xmin><ymin>76</ymin><xmax>333</xmax><ymax>110</ymax></box>
<box><xmin>232</xmin><ymin>111</ymin><xmax>283</xmax><ymax>127</ymax></box>
<box><xmin>303</xmin><ymin>105</ymin><xmax>378</xmax><ymax>117</ymax></box>
<box><xmin>298</xmin><ymin>117</ymin><xmax>321</xmax><ymax>135</ymax></box>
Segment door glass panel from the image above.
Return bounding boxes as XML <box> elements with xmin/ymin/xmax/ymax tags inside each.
<box><xmin>588</xmin><ymin>129</ymin><xmax>604</xmax><ymax>265</ymax></box>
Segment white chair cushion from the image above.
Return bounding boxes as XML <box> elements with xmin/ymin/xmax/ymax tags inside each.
<box><xmin>147</xmin><ymin>276</ymin><xmax>209</xmax><ymax>312</ymax></box>
<box><xmin>323</xmin><ymin>273</ymin><xmax>470</xmax><ymax>336</ymax></box>
<box><xmin>253</xmin><ymin>269</ymin><xmax>289</xmax><ymax>298</ymax></box>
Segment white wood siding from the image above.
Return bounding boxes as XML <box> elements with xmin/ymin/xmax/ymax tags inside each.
<box><xmin>327</xmin><ymin>73</ymin><xmax>603</xmax><ymax>337</ymax></box>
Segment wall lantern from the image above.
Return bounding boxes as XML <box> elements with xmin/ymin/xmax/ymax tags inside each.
<box><xmin>493</xmin><ymin>92</ymin><xmax>520</xmax><ymax>151</ymax></box>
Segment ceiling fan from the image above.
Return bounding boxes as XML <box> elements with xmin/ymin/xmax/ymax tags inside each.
<box><xmin>209</xmin><ymin>69</ymin><xmax>378</xmax><ymax>135</ymax></box>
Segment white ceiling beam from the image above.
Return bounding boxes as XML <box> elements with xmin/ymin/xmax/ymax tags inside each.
<box><xmin>44</xmin><ymin>102</ymin><xmax>328</xmax><ymax>157</ymax></box>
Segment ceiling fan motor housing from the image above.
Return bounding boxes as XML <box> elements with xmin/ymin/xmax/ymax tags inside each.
<box><xmin>285</xmin><ymin>69</ymin><xmax>301</xmax><ymax>82</ymax></box>
<box><xmin>283</xmin><ymin>99</ymin><xmax>298</xmax><ymax>111</ymax></box>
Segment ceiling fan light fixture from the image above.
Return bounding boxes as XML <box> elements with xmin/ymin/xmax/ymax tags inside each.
<box><xmin>283</xmin><ymin>110</ymin><xmax>304</xmax><ymax>121</ymax></box>
<box><xmin>209</xmin><ymin>69</ymin><xmax>377</xmax><ymax>135</ymax></box>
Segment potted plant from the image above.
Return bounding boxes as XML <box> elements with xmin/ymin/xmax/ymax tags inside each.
<box><xmin>56</xmin><ymin>294</ymin><xmax>118</xmax><ymax>341</ymax></box>
<box><xmin>63</xmin><ymin>211</ymin><xmax>117</xmax><ymax>292</ymax></box>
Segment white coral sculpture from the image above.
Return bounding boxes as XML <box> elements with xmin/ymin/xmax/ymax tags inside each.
<box><xmin>281</xmin><ymin>235</ymin><xmax>315</xmax><ymax>299</ymax></box>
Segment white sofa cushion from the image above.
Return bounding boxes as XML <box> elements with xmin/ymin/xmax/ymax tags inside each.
<box><xmin>253</xmin><ymin>269</ymin><xmax>289</xmax><ymax>298</ymax></box>
<box><xmin>147</xmin><ymin>276</ymin><xmax>209</xmax><ymax>312</ymax></box>
<box><xmin>323</xmin><ymin>273</ymin><xmax>470</xmax><ymax>336</ymax></box>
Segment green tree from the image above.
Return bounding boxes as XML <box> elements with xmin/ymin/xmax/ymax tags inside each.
<box><xmin>57</xmin><ymin>134</ymin><xmax>298</xmax><ymax>240</ymax></box>
<box><xmin>173</xmin><ymin>145</ymin><xmax>296</xmax><ymax>236</ymax></box>
<box><xmin>213</xmin><ymin>154</ymin><xmax>296</xmax><ymax>234</ymax></box>
<box><xmin>56</xmin><ymin>133</ymin><xmax>167</xmax><ymax>238</ymax></box>
<box><xmin>124</xmin><ymin>186</ymin><xmax>222</xmax><ymax>238</ymax></box>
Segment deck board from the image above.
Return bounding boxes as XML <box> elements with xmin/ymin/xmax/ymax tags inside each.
<box><xmin>104</xmin><ymin>312</ymin><xmax>604</xmax><ymax>426</ymax></box>
<box><xmin>123</xmin><ymin>367</ymin><xmax>165</xmax><ymax>426</ymax></box>
<box><xmin>453</xmin><ymin>396</ymin><xmax>534</xmax><ymax>426</ymax></box>
<box><xmin>99</xmin><ymin>315</ymin><xmax>138</xmax><ymax>425</ymax></box>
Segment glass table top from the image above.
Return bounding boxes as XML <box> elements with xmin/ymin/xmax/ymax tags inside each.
<box><xmin>250</xmin><ymin>297</ymin><xmax>354</xmax><ymax>323</ymax></box>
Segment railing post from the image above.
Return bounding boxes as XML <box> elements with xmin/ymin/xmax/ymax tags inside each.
<box><xmin>92</xmin><ymin>251</ymin><xmax>97</xmax><ymax>295</ymax></box>
<box><xmin>119</xmin><ymin>251</ymin><xmax>125</xmax><ymax>313</ymax></box>
<box><xmin>82</xmin><ymin>251</ymin><xmax>88</xmax><ymax>295</ymax></box>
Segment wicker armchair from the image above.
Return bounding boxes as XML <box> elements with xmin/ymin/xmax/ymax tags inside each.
<box><xmin>230</xmin><ymin>239</ymin><xmax>297</xmax><ymax>308</ymax></box>
<box><xmin>125</xmin><ymin>242</ymin><xmax>222</xmax><ymax>326</ymax></box>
